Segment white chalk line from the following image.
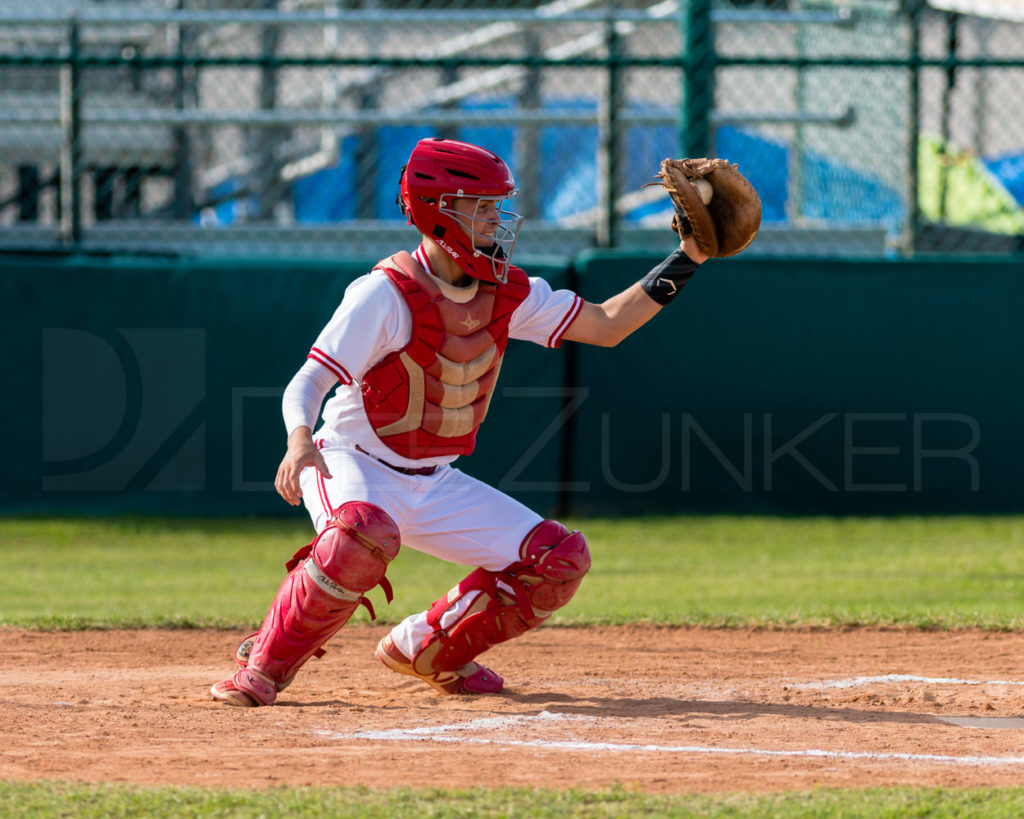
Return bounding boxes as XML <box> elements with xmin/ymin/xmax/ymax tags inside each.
<box><xmin>316</xmin><ymin>712</ymin><xmax>1024</xmax><ymax>767</ymax></box>
<box><xmin>794</xmin><ymin>674</ymin><xmax>1024</xmax><ymax>690</ymax></box>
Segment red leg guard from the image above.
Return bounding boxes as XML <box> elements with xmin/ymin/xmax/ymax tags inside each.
<box><xmin>230</xmin><ymin>502</ymin><xmax>400</xmax><ymax>706</ymax></box>
<box><xmin>411</xmin><ymin>520</ymin><xmax>590</xmax><ymax>678</ymax></box>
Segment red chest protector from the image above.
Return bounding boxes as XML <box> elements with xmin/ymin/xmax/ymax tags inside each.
<box><xmin>361</xmin><ymin>251</ymin><xmax>530</xmax><ymax>459</ymax></box>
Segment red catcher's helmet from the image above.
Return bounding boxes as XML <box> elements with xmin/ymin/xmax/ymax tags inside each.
<box><xmin>398</xmin><ymin>138</ymin><xmax>523</xmax><ymax>283</ymax></box>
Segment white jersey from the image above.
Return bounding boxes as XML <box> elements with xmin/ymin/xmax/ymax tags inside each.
<box><xmin>306</xmin><ymin>260</ymin><xmax>582</xmax><ymax>469</ymax></box>
<box><xmin>286</xmin><ymin>256</ymin><xmax>586</xmax><ymax>660</ymax></box>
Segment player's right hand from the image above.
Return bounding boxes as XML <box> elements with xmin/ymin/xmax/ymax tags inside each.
<box><xmin>274</xmin><ymin>427</ymin><xmax>332</xmax><ymax>506</ymax></box>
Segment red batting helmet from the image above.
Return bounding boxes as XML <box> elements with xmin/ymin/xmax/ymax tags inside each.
<box><xmin>398</xmin><ymin>138</ymin><xmax>523</xmax><ymax>283</ymax></box>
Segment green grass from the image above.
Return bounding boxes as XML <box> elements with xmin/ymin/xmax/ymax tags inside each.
<box><xmin>2</xmin><ymin>515</ymin><xmax>1023</xmax><ymax>630</ymax></box>
<box><xmin>4</xmin><ymin>782</ymin><xmax>1024</xmax><ymax>818</ymax></box>
<box><xmin>581</xmin><ymin>515</ymin><xmax>1024</xmax><ymax>629</ymax></box>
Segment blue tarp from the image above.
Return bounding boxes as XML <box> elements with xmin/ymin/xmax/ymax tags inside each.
<box><xmin>276</xmin><ymin>98</ymin><xmax>1021</xmax><ymax>229</ymax></box>
<box><xmin>985</xmin><ymin>151</ymin><xmax>1024</xmax><ymax>206</ymax></box>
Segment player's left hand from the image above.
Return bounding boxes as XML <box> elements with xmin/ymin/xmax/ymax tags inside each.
<box><xmin>680</xmin><ymin>234</ymin><xmax>709</xmax><ymax>265</ymax></box>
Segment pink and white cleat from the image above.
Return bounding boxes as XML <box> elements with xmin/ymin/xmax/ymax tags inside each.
<box><xmin>210</xmin><ymin>667</ymin><xmax>278</xmax><ymax>707</ymax></box>
<box><xmin>375</xmin><ymin>633</ymin><xmax>503</xmax><ymax>695</ymax></box>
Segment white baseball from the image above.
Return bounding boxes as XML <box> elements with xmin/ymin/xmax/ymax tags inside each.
<box><xmin>692</xmin><ymin>178</ymin><xmax>713</xmax><ymax>204</ymax></box>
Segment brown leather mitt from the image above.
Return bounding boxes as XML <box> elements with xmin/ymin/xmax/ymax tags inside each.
<box><xmin>655</xmin><ymin>157</ymin><xmax>762</xmax><ymax>257</ymax></box>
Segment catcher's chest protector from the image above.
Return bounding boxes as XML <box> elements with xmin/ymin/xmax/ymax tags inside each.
<box><xmin>361</xmin><ymin>251</ymin><xmax>530</xmax><ymax>459</ymax></box>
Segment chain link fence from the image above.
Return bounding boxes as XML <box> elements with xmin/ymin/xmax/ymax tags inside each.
<box><xmin>1</xmin><ymin>0</ymin><xmax>1022</xmax><ymax>260</ymax></box>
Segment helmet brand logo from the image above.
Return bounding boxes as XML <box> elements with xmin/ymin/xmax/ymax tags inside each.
<box><xmin>437</xmin><ymin>239</ymin><xmax>459</xmax><ymax>259</ymax></box>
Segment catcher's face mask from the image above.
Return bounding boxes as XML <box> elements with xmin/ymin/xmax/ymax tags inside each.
<box><xmin>398</xmin><ymin>138</ymin><xmax>523</xmax><ymax>283</ymax></box>
<box><xmin>438</xmin><ymin>194</ymin><xmax>523</xmax><ymax>283</ymax></box>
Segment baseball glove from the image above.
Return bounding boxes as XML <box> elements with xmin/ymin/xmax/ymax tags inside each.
<box><xmin>653</xmin><ymin>157</ymin><xmax>762</xmax><ymax>257</ymax></box>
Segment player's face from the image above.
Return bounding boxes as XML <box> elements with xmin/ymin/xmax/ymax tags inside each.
<box><xmin>452</xmin><ymin>197</ymin><xmax>501</xmax><ymax>246</ymax></box>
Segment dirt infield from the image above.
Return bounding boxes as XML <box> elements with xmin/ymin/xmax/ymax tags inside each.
<box><xmin>3</xmin><ymin>625</ymin><xmax>1024</xmax><ymax>793</ymax></box>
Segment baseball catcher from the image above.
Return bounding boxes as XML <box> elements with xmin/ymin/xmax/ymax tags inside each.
<box><xmin>210</xmin><ymin>140</ymin><xmax>759</xmax><ymax>707</ymax></box>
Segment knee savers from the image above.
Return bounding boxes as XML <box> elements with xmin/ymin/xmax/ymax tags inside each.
<box><xmin>301</xmin><ymin>501</ymin><xmax>402</xmax><ymax>610</ymax></box>
<box><xmin>238</xmin><ymin>501</ymin><xmax>401</xmax><ymax>705</ymax></box>
<box><xmin>516</xmin><ymin>519</ymin><xmax>592</xmax><ymax>619</ymax></box>
<box><xmin>413</xmin><ymin>520</ymin><xmax>590</xmax><ymax>676</ymax></box>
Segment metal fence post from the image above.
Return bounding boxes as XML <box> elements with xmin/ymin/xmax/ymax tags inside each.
<box><xmin>255</xmin><ymin>0</ymin><xmax>283</xmax><ymax>221</ymax></box>
<box><xmin>681</xmin><ymin>0</ymin><xmax>714</xmax><ymax>158</ymax></box>
<box><xmin>172</xmin><ymin>0</ymin><xmax>196</xmax><ymax>220</ymax></box>
<box><xmin>596</xmin><ymin>9</ymin><xmax>620</xmax><ymax>248</ymax></box>
<box><xmin>906</xmin><ymin>0</ymin><xmax>925</xmax><ymax>256</ymax></box>
<box><xmin>938</xmin><ymin>11</ymin><xmax>961</xmax><ymax>222</ymax></box>
<box><xmin>59</xmin><ymin>17</ymin><xmax>83</xmax><ymax>246</ymax></box>
<box><xmin>516</xmin><ymin>27</ymin><xmax>542</xmax><ymax>220</ymax></box>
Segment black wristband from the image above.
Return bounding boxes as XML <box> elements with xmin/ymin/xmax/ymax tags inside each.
<box><xmin>640</xmin><ymin>248</ymin><xmax>700</xmax><ymax>306</ymax></box>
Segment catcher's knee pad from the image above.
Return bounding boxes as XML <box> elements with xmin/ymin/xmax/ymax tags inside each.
<box><xmin>235</xmin><ymin>501</ymin><xmax>400</xmax><ymax>705</ymax></box>
<box><xmin>411</xmin><ymin>520</ymin><xmax>590</xmax><ymax>677</ymax></box>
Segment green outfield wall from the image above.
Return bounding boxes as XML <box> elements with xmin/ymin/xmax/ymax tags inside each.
<box><xmin>569</xmin><ymin>252</ymin><xmax>1024</xmax><ymax>515</ymax></box>
<box><xmin>0</xmin><ymin>251</ymin><xmax>566</xmax><ymax>518</ymax></box>
<box><xmin>2</xmin><ymin>251</ymin><xmax>1021</xmax><ymax>518</ymax></box>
